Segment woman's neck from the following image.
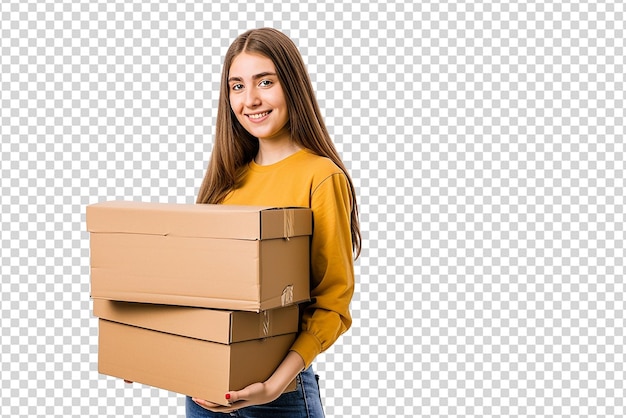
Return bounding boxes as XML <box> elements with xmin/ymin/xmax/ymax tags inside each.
<box><xmin>255</xmin><ymin>139</ymin><xmax>302</xmax><ymax>166</ymax></box>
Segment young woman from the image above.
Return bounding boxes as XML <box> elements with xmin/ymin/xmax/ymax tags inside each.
<box><xmin>189</xmin><ymin>27</ymin><xmax>361</xmax><ymax>418</ymax></box>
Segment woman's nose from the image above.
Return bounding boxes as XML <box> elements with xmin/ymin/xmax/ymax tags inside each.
<box><xmin>245</xmin><ymin>89</ymin><xmax>261</xmax><ymax>107</ymax></box>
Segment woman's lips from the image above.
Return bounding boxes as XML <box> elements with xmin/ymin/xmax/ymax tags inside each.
<box><xmin>246</xmin><ymin>110</ymin><xmax>271</xmax><ymax>122</ymax></box>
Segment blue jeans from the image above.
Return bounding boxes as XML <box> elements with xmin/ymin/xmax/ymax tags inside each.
<box><xmin>186</xmin><ymin>366</ymin><xmax>325</xmax><ymax>418</ymax></box>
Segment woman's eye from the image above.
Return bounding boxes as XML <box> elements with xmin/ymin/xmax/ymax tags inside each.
<box><xmin>259</xmin><ymin>80</ymin><xmax>272</xmax><ymax>87</ymax></box>
<box><xmin>231</xmin><ymin>84</ymin><xmax>243</xmax><ymax>91</ymax></box>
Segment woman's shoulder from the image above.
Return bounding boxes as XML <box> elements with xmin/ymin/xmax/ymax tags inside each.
<box><xmin>297</xmin><ymin>149</ymin><xmax>344</xmax><ymax>176</ymax></box>
<box><xmin>294</xmin><ymin>150</ymin><xmax>350</xmax><ymax>196</ymax></box>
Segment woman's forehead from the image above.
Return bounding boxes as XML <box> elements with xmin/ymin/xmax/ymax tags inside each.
<box><xmin>229</xmin><ymin>52</ymin><xmax>276</xmax><ymax>78</ymax></box>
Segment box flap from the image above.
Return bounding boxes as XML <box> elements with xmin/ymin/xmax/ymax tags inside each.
<box><xmin>260</xmin><ymin>208</ymin><xmax>312</xmax><ymax>239</ymax></box>
<box><xmin>86</xmin><ymin>201</ymin><xmax>311</xmax><ymax>240</ymax></box>
<box><xmin>93</xmin><ymin>299</ymin><xmax>299</xmax><ymax>343</ymax></box>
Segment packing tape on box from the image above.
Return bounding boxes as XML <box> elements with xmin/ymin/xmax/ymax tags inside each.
<box><xmin>283</xmin><ymin>209</ymin><xmax>295</xmax><ymax>240</ymax></box>
<box><xmin>281</xmin><ymin>285</ymin><xmax>294</xmax><ymax>306</ymax></box>
<box><xmin>261</xmin><ymin>310</ymin><xmax>271</xmax><ymax>337</ymax></box>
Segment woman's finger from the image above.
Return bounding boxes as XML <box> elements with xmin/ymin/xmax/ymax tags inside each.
<box><xmin>191</xmin><ymin>398</ymin><xmax>222</xmax><ymax>408</ymax></box>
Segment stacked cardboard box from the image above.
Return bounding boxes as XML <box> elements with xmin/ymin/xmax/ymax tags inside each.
<box><xmin>87</xmin><ymin>201</ymin><xmax>312</xmax><ymax>405</ymax></box>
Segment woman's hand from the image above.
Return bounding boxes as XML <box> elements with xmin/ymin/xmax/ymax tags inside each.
<box><xmin>192</xmin><ymin>351</ymin><xmax>305</xmax><ymax>413</ymax></box>
<box><xmin>192</xmin><ymin>381</ymin><xmax>280</xmax><ymax>413</ymax></box>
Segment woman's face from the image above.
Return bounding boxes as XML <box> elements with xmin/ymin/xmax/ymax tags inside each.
<box><xmin>228</xmin><ymin>52</ymin><xmax>290</xmax><ymax>142</ymax></box>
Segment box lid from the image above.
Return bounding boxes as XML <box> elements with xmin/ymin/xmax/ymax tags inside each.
<box><xmin>92</xmin><ymin>299</ymin><xmax>300</xmax><ymax>344</ymax></box>
<box><xmin>86</xmin><ymin>201</ymin><xmax>312</xmax><ymax>240</ymax></box>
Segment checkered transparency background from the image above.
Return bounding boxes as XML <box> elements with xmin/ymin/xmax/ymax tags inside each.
<box><xmin>1</xmin><ymin>0</ymin><xmax>625</xmax><ymax>417</ymax></box>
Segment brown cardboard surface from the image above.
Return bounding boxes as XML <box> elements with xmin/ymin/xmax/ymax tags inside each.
<box><xmin>86</xmin><ymin>200</ymin><xmax>312</xmax><ymax>239</ymax></box>
<box><xmin>86</xmin><ymin>201</ymin><xmax>312</xmax><ymax>311</ymax></box>
<box><xmin>93</xmin><ymin>299</ymin><xmax>299</xmax><ymax>344</ymax></box>
<box><xmin>98</xmin><ymin>319</ymin><xmax>297</xmax><ymax>406</ymax></box>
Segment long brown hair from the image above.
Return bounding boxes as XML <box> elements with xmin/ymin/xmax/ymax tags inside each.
<box><xmin>197</xmin><ymin>28</ymin><xmax>361</xmax><ymax>258</ymax></box>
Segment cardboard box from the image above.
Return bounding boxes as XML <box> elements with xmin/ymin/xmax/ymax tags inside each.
<box><xmin>95</xmin><ymin>300</ymin><xmax>299</xmax><ymax>406</ymax></box>
<box><xmin>93</xmin><ymin>299</ymin><xmax>300</xmax><ymax>343</ymax></box>
<box><xmin>86</xmin><ymin>201</ymin><xmax>312</xmax><ymax>311</ymax></box>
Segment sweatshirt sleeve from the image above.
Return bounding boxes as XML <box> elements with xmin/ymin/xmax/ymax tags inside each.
<box><xmin>289</xmin><ymin>172</ymin><xmax>355</xmax><ymax>368</ymax></box>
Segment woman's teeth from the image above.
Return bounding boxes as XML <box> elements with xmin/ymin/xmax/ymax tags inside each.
<box><xmin>249</xmin><ymin>111</ymin><xmax>269</xmax><ymax>119</ymax></box>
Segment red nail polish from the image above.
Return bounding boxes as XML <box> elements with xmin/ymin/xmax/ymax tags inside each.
<box><xmin>225</xmin><ymin>393</ymin><xmax>231</xmax><ymax>400</ymax></box>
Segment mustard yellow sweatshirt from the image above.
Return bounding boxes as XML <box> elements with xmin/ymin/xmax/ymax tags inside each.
<box><xmin>222</xmin><ymin>149</ymin><xmax>355</xmax><ymax>368</ymax></box>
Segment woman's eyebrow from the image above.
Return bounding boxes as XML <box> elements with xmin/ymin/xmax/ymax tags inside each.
<box><xmin>228</xmin><ymin>72</ymin><xmax>277</xmax><ymax>83</ymax></box>
<box><xmin>251</xmin><ymin>72</ymin><xmax>277</xmax><ymax>80</ymax></box>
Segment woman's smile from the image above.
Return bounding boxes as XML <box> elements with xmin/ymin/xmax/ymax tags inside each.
<box><xmin>247</xmin><ymin>110</ymin><xmax>272</xmax><ymax>121</ymax></box>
